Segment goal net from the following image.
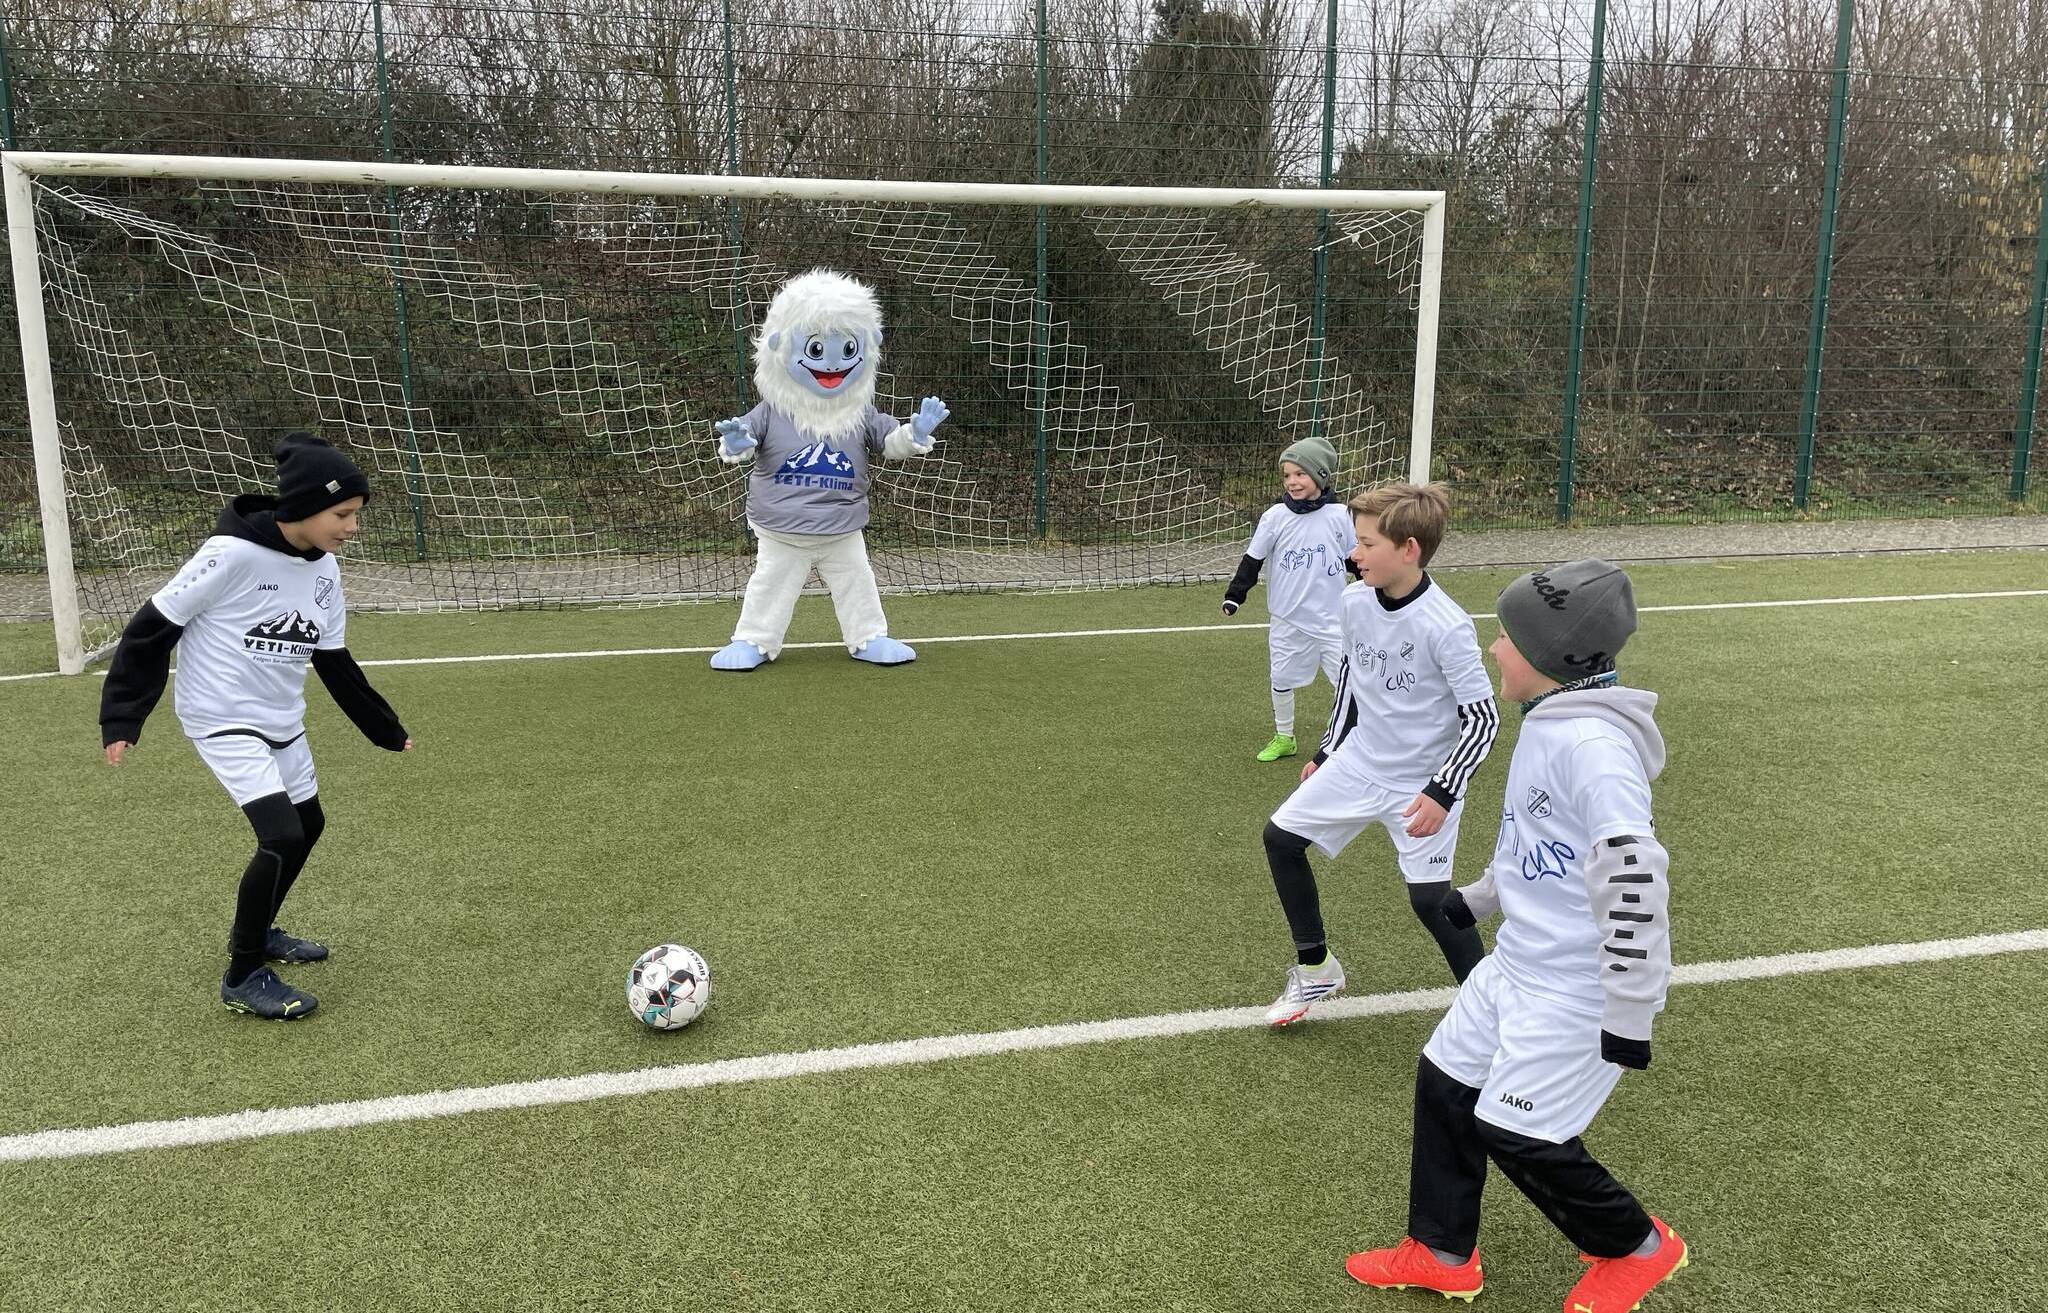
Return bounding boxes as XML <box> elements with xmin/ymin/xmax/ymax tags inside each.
<box><xmin>3</xmin><ymin>154</ymin><xmax>1443</xmax><ymax>673</ymax></box>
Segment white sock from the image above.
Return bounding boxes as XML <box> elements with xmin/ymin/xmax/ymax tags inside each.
<box><xmin>1272</xmin><ymin>687</ymin><xmax>1295</xmax><ymax>737</ymax></box>
<box><xmin>1632</xmin><ymin>1227</ymin><xmax>1662</xmax><ymax>1257</ymax></box>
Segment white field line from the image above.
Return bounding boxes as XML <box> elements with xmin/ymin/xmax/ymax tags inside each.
<box><xmin>2</xmin><ymin>928</ymin><xmax>2041</xmax><ymax>1165</ymax></box>
<box><xmin>5</xmin><ymin>586</ymin><xmax>2043</xmax><ymax>684</ymax></box>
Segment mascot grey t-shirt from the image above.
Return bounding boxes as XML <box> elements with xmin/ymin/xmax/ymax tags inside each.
<box><xmin>738</xmin><ymin>402</ymin><xmax>899</xmax><ymax>535</ymax></box>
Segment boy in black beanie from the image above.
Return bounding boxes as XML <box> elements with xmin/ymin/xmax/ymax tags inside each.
<box><xmin>1346</xmin><ymin>559</ymin><xmax>1688</xmax><ymax>1311</ymax></box>
<box><xmin>100</xmin><ymin>432</ymin><xmax>412</xmax><ymax>1020</ymax></box>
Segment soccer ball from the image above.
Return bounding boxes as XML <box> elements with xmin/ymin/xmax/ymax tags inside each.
<box><xmin>627</xmin><ymin>943</ymin><xmax>711</xmax><ymax>1030</ymax></box>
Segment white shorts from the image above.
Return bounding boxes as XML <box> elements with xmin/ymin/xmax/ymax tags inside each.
<box><xmin>1423</xmin><ymin>954</ymin><xmax>1624</xmax><ymax>1144</ymax></box>
<box><xmin>1268</xmin><ymin>617</ymin><xmax>1344</xmax><ymax>690</ymax></box>
<box><xmin>1268</xmin><ymin>747</ymin><xmax>1463</xmax><ymax>881</ymax></box>
<box><xmin>192</xmin><ymin>732</ymin><xmax>318</xmax><ymax>807</ymax></box>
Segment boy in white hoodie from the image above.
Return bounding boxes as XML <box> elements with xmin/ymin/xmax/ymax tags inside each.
<box><xmin>1345</xmin><ymin>560</ymin><xmax>1690</xmax><ymax>1313</ymax></box>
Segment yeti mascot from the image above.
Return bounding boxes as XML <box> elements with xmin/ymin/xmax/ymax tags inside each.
<box><xmin>708</xmin><ymin>270</ymin><xmax>949</xmax><ymax>671</ymax></box>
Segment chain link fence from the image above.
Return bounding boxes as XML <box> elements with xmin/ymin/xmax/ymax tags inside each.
<box><xmin>1</xmin><ymin>0</ymin><xmax>2041</xmax><ymax>595</ymax></box>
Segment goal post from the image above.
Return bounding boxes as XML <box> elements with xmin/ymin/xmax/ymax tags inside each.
<box><xmin>3</xmin><ymin>151</ymin><xmax>1446</xmax><ymax>675</ymax></box>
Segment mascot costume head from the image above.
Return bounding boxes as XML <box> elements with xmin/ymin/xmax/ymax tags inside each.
<box><xmin>706</xmin><ymin>269</ymin><xmax>949</xmax><ymax>673</ymax></box>
<box><xmin>753</xmin><ymin>270</ymin><xmax>885</xmax><ymax>441</ymax></box>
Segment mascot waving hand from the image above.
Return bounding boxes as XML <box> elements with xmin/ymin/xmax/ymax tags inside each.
<box><xmin>710</xmin><ymin>270</ymin><xmax>949</xmax><ymax>671</ymax></box>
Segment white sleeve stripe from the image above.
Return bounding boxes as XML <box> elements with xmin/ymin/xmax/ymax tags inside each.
<box><xmin>1319</xmin><ymin>656</ymin><xmax>1356</xmax><ymax>754</ymax></box>
<box><xmin>1430</xmin><ymin>698</ymin><xmax>1500</xmax><ymax>798</ymax></box>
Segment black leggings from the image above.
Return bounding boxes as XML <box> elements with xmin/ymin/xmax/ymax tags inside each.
<box><xmin>1263</xmin><ymin>822</ymin><xmax>1483</xmax><ymax>982</ymax></box>
<box><xmin>227</xmin><ymin>792</ymin><xmax>326</xmax><ymax>978</ymax></box>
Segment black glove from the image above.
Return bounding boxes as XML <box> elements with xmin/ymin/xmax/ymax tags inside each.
<box><xmin>1442</xmin><ymin>889</ymin><xmax>1476</xmax><ymax>931</ymax></box>
<box><xmin>1600</xmin><ymin>1031</ymin><xmax>1651</xmax><ymax>1070</ymax></box>
<box><xmin>1222</xmin><ymin>598</ymin><xmax>1239</xmax><ymax>616</ymax></box>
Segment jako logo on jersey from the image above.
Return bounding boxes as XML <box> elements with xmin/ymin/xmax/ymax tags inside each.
<box><xmin>255</xmin><ymin>583</ymin><xmax>279</xmax><ymax>591</ymax></box>
<box><xmin>1498</xmin><ymin>1092</ymin><xmax>1535</xmax><ymax>1112</ymax></box>
<box><xmin>314</xmin><ymin>576</ymin><xmax>335</xmax><ymax>609</ymax></box>
<box><xmin>1526</xmin><ymin>787</ymin><xmax>1553</xmax><ymax>818</ymax></box>
<box><xmin>771</xmin><ymin>442</ymin><xmax>857</xmax><ymax>490</ymax></box>
<box><xmin>244</xmin><ymin>610</ymin><xmax>321</xmax><ymax>662</ymax></box>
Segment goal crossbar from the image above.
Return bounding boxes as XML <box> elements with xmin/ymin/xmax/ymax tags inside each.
<box><xmin>4</xmin><ymin>151</ymin><xmax>1444</xmax><ymax>216</ymax></box>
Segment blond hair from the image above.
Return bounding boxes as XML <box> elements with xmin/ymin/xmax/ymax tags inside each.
<box><xmin>1349</xmin><ymin>482</ymin><xmax>1453</xmax><ymax>566</ymax></box>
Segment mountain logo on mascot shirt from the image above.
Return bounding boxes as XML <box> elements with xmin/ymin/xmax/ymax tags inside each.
<box><xmin>771</xmin><ymin>442</ymin><xmax>857</xmax><ymax>492</ymax></box>
<box><xmin>244</xmin><ymin>609</ymin><xmax>321</xmax><ymax>664</ymax></box>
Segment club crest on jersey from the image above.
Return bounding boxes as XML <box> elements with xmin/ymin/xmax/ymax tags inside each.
<box><xmin>1526</xmin><ymin>786</ymin><xmax>1553</xmax><ymax>819</ymax></box>
<box><xmin>314</xmin><ymin>576</ymin><xmax>335</xmax><ymax>609</ymax></box>
<box><xmin>1400</xmin><ymin>640</ymin><xmax>1415</xmax><ymax>660</ymax></box>
<box><xmin>771</xmin><ymin>442</ymin><xmax>857</xmax><ymax>491</ymax></box>
<box><xmin>244</xmin><ymin>609</ymin><xmax>320</xmax><ymax>663</ymax></box>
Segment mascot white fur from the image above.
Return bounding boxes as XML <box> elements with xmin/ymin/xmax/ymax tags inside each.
<box><xmin>709</xmin><ymin>270</ymin><xmax>948</xmax><ymax>671</ymax></box>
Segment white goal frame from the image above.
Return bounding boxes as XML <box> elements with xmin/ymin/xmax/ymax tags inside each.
<box><xmin>3</xmin><ymin>151</ymin><xmax>1446</xmax><ymax>675</ymax></box>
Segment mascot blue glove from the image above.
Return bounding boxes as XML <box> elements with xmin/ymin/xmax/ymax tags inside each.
<box><xmin>715</xmin><ymin>417</ymin><xmax>758</xmax><ymax>464</ymax></box>
<box><xmin>909</xmin><ymin>396</ymin><xmax>950</xmax><ymax>454</ymax></box>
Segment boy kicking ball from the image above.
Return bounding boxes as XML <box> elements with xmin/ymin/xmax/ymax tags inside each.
<box><xmin>1346</xmin><ymin>559</ymin><xmax>1689</xmax><ymax>1312</ymax></box>
<box><xmin>100</xmin><ymin>433</ymin><xmax>413</xmax><ymax>1020</ymax></box>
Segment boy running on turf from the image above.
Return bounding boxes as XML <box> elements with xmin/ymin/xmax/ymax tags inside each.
<box><xmin>1261</xmin><ymin>482</ymin><xmax>1499</xmax><ymax>1024</ymax></box>
<box><xmin>1346</xmin><ymin>559</ymin><xmax>1689</xmax><ymax>1313</ymax></box>
<box><xmin>1221</xmin><ymin>437</ymin><xmax>1356</xmax><ymax>762</ymax></box>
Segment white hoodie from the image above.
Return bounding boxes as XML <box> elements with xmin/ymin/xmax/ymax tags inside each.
<box><xmin>1459</xmin><ymin>686</ymin><xmax>1672</xmax><ymax>1039</ymax></box>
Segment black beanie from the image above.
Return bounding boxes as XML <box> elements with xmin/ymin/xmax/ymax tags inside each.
<box><xmin>275</xmin><ymin>432</ymin><xmax>370</xmax><ymax>521</ymax></box>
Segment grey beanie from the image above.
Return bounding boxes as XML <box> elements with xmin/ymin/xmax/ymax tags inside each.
<box><xmin>1495</xmin><ymin>559</ymin><xmax>1637</xmax><ymax>684</ymax></box>
<box><xmin>1278</xmin><ymin>436</ymin><xmax>1338</xmax><ymax>493</ymax></box>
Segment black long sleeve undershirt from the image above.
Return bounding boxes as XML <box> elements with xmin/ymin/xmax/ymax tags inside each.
<box><xmin>312</xmin><ymin>647</ymin><xmax>409</xmax><ymax>750</ymax></box>
<box><xmin>100</xmin><ymin>601</ymin><xmax>183</xmax><ymax>747</ymax></box>
<box><xmin>1223</xmin><ymin>553</ymin><xmax>1264</xmax><ymax>608</ymax></box>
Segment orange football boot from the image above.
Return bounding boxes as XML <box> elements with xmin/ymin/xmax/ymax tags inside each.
<box><xmin>1564</xmin><ymin>1217</ymin><xmax>1689</xmax><ymax>1313</ymax></box>
<box><xmin>1346</xmin><ymin>1237</ymin><xmax>1485</xmax><ymax>1302</ymax></box>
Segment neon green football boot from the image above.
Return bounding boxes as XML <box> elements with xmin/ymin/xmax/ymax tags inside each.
<box><xmin>1257</xmin><ymin>733</ymin><xmax>1298</xmax><ymax>762</ymax></box>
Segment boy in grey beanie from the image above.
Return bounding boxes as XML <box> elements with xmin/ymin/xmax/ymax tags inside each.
<box><xmin>1347</xmin><ymin>558</ymin><xmax>1688</xmax><ymax>1311</ymax></box>
<box><xmin>1492</xmin><ymin>558</ymin><xmax>1638</xmax><ymax>690</ymax></box>
<box><xmin>1220</xmin><ymin>437</ymin><xmax>1355</xmax><ymax>761</ymax></box>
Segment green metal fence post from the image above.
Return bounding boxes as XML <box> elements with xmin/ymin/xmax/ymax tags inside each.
<box><xmin>1306</xmin><ymin>0</ymin><xmax>1337</xmax><ymax>447</ymax></box>
<box><xmin>1556</xmin><ymin>0</ymin><xmax>1609</xmax><ymax>525</ymax></box>
<box><xmin>2013</xmin><ymin>147</ymin><xmax>2048</xmax><ymax>504</ymax></box>
<box><xmin>0</xmin><ymin>8</ymin><xmax>20</xmax><ymax>149</ymax></box>
<box><xmin>372</xmin><ymin>0</ymin><xmax>429</xmax><ymax>559</ymax></box>
<box><xmin>1032</xmin><ymin>0</ymin><xmax>1049</xmax><ymax>539</ymax></box>
<box><xmin>1795</xmin><ymin>0</ymin><xmax>1855</xmax><ymax>510</ymax></box>
<box><xmin>722</xmin><ymin>0</ymin><xmax>748</xmax><ymax>410</ymax></box>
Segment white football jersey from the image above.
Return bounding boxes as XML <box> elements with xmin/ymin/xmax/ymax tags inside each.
<box><xmin>1247</xmin><ymin>501</ymin><xmax>1355</xmax><ymax>629</ymax></box>
<box><xmin>1324</xmin><ymin>575</ymin><xmax>1495</xmax><ymax>794</ymax></box>
<box><xmin>153</xmin><ymin>535</ymin><xmax>347</xmax><ymax>741</ymax></box>
<box><xmin>1486</xmin><ymin>690</ymin><xmax>1664</xmax><ymax>1010</ymax></box>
